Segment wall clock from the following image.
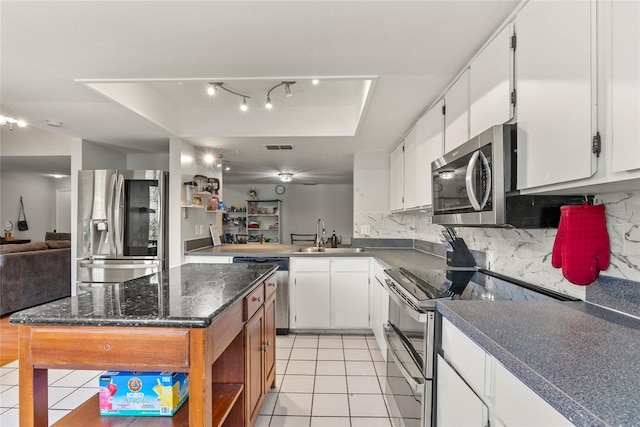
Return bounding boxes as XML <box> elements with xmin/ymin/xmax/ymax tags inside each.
<box><xmin>275</xmin><ymin>185</ymin><xmax>286</xmax><ymax>195</ymax></box>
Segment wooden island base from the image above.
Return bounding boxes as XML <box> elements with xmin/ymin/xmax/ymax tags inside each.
<box><xmin>17</xmin><ymin>272</ymin><xmax>277</xmax><ymax>427</ymax></box>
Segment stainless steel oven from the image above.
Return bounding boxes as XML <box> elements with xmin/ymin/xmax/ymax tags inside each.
<box><xmin>383</xmin><ymin>269</ymin><xmax>450</xmax><ymax>427</ymax></box>
<box><xmin>383</xmin><ymin>267</ymin><xmax>575</xmax><ymax>427</ymax></box>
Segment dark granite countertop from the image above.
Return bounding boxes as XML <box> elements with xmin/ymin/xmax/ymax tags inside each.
<box><xmin>437</xmin><ymin>300</ymin><xmax>640</xmax><ymax>427</ymax></box>
<box><xmin>10</xmin><ymin>263</ymin><xmax>278</xmax><ymax>329</ymax></box>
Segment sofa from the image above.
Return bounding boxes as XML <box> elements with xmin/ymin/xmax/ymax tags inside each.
<box><xmin>0</xmin><ymin>233</ymin><xmax>71</xmax><ymax>316</ymax></box>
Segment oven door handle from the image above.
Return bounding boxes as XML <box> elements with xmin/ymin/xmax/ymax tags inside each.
<box><xmin>385</xmin><ymin>279</ymin><xmax>427</xmax><ymax>323</ymax></box>
<box><xmin>384</xmin><ymin>324</ymin><xmax>425</xmax><ymax>394</ymax></box>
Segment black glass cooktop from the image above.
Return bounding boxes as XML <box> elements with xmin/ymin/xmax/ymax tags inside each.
<box><xmin>384</xmin><ymin>267</ymin><xmax>575</xmax><ymax>307</ymax></box>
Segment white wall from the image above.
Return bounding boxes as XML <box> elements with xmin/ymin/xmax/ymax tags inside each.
<box><xmin>127</xmin><ymin>153</ymin><xmax>170</xmax><ymax>170</ymax></box>
<box><xmin>0</xmin><ymin>126</ymin><xmax>71</xmax><ymax>156</ymax></box>
<box><xmin>171</xmin><ymin>140</ymin><xmax>223</xmax><ymax>265</ymax></box>
<box><xmin>81</xmin><ymin>141</ymin><xmax>127</xmax><ymax>169</ymax></box>
<box><xmin>0</xmin><ymin>172</ymin><xmax>70</xmax><ymax>241</ymax></box>
<box><xmin>223</xmin><ymin>183</ymin><xmax>353</xmax><ymax>244</ymax></box>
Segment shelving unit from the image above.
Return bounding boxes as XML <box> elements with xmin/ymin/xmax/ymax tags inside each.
<box><xmin>246</xmin><ymin>200</ymin><xmax>282</xmax><ymax>243</ymax></box>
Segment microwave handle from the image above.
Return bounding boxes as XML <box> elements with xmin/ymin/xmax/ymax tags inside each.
<box><xmin>465</xmin><ymin>150</ymin><xmax>492</xmax><ymax>211</ymax></box>
<box><xmin>465</xmin><ymin>151</ymin><xmax>482</xmax><ymax>211</ymax></box>
<box><xmin>479</xmin><ymin>151</ymin><xmax>492</xmax><ymax>209</ymax></box>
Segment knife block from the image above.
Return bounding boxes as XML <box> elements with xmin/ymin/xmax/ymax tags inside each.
<box><xmin>446</xmin><ymin>238</ymin><xmax>476</xmax><ymax>268</ymax></box>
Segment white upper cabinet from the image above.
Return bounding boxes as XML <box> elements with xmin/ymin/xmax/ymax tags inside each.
<box><xmin>611</xmin><ymin>0</ymin><xmax>640</xmax><ymax>173</ymax></box>
<box><xmin>389</xmin><ymin>142</ymin><xmax>405</xmax><ymax>211</ymax></box>
<box><xmin>402</xmin><ymin>127</ymin><xmax>418</xmax><ymax>209</ymax></box>
<box><xmin>515</xmin><ymin>0</ymin><xmax>596</xmax><ymax>190</ymax></box>
<box><xmin>444</xmin><ymin>69</ymin><xmax>470</xmax><ymax>153</ymax></box>
<box><xmin>415</xmin><ymin>100</ymin><xmax>445</xmax><ymax>207</ymax></box>
<box><xmin>470</xmin><ymin>24</ymin><xmax>514</xmax><ymax>139</ymax></box>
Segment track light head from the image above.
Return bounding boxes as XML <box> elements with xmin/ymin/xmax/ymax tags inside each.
<box><xmin>240</xmin><ymin>97</ymin><xmax>248</xmax><ymax>111</ymax></box>
<box><xmin>265</xmin><ymin>96</ymin><xmax>273</xmax><ymax>109</ymax></box>
<box><xmin>284</xmin><ymin>83</ymin><xmax>292</xmax><ymax>97</ymax></box>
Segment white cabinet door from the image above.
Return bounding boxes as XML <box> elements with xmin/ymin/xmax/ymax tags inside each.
<box><xmin>291</xmin><ymin>258</ymin><xmax>331</xmax><ymax>329</ymax></box>
<box><xmin>415</xmin><ymin>100</ymin><xmax>444</xmax><ymax>207</ymax></box>
<box><xmin>494</xmin><ymin>362</ymin><xmax>573</xmax><ymax>427</ymax></box>
<box><xmin>389</xmin><ymin>142</ymin><xmax>405</xmax><ymax>211</ymax></box>
<box><xmin>403</xmin><ymin>127</ymin><xmax>418</xmax><ymax>209</ymax></box>
<box><xmin>437</xmin><ymin>355</ymin><xmax>488</xmax><ymax>427</ymax></box>
<box><xmin>444</xmin><ymin>69</ymin><xmax>470</xmax><ymax>153</ymax></box>
<box><xmin>611</xmin><ymin>0</ymin><xmax>640</xmax><ymax>172</ymax></box>
<box><xmin>515</xmin><ymin>0</ymin><xmax>596</xmax><ymax>190</ymax></box>
<box><xmin>470</xmin><ymin>24</ymin><xmax>514</xmax><ymax>139</ymax></box>
<box><xmin>332</xmin><ymin>258</ymin><xmax>369</xmax><ymax>329</ymax></box>
<box><xmin>293</xmin><ymin>271</ymin><xmax>331</xmax><ymax>328</ymax></box>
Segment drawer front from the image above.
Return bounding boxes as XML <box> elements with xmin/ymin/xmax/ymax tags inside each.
<box><xmin>292</xmin><ymin>257</ymin><xmax>331</xmax><ymax>272</ymax></box>
<box><xmin>244</xmin><ymin>283</ymin><xmax>265</xmax><ymax>321</ymax></box>
<box><xmin>441</xmin><ymin>318</ymin><xmax>487</xmax><ymax>396</ymax></box>
<box><xmin>28</xmin><ymin>326</ymin><xmax>189</xmax><ymax>370</ymax></box>
<box><xmin>264</xmin><ymin>273</ymin><xmax>278</xmax><ymax>300</ymax></box>
<box><xmin>332</xmin><ymin>258</ymin><xmax>370</xmax><ymax>272</ymax></box>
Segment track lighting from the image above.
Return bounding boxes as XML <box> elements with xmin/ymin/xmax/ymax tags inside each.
<box><xmin>225</xmin><ymin>165</ymin><xmax>231</xmax><ymax>171</ymax></box>
<box><xmin>278</xmin><ymin>172</ymin><xmax>294</xmax><ymax>183</ymax></box>
<box><xmin>265</xmin><ymin>81</ymin><xmax>297</xmax><ymax>109</ymax></box>
<box><xmin>312</xmin><ymin>79</ymin><xmax>319</xmax><ymax>85</ymax></box>
<box><xmin>0</xmin><ymin>115</ymin><xmax>27</xmax><ymax>130</ymax></box>
<box><xmin>207</xmin><ymin>82</ymin><xmax>251</xmax><ymax>111</ymax></box>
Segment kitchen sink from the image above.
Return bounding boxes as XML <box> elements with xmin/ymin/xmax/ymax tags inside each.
<box><xmin>297</xmin><ymin>247</ymin><xmax>366</xmax><ymax>253</ymax></box>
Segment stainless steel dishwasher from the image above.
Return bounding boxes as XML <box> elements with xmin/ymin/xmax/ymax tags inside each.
<box><xmin>232</xmin><ymin>256</ymin><xmax>290</xmax><ymax>335</ymax></box>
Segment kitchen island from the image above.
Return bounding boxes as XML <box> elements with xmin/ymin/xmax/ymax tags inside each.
<box><xmin>9</xmin><ymin>262</ymin><xmax>278</xmax><ymax>427</ymax></box>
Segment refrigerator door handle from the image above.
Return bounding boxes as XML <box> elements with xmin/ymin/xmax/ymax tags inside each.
<box><xmin>100</xmin><ymin>172</ymin><xmax>117</xmax><ymax>257</ymax></box>
<box><xmin>79</xmin><ymin>261</ymin><xmax>160</xmax><ymax>269</ymax></box>
<box><xmin>114</xmin><ymin>173</ymin><xmax>125</xmax><ymax>256</ymax></box>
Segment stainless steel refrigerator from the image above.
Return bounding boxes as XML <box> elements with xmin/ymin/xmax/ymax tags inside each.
<box><xmin>77</xmin><ymin>170</ymin><xmax>168</xmax><ymax>291</ymax></box>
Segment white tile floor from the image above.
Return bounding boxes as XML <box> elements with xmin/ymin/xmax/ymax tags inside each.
<box><xmin>260</xmin><ymin>333</ymin><xmax>390</xmax><ymax>427</ymax></box>
<box><xmin>0</xmin><ymin>333</ymin><xmax>390</xmax><ymax>427</ymax></box>
<box><xmin>0</xmin><ymin>359</ymin><xmax>102</xmax><ymax>426</ymax></box>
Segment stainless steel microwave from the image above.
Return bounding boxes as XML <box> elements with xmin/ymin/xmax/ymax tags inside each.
<box><xmin>431</xmin><ymin>124</ymin><xmax>585</xmax><ymax>228</ymax></box>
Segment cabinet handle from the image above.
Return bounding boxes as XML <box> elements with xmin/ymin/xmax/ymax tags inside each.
<box><xmin>268</xmin><ymin>282</ymin><xmax>276</xmax><ymax>287</ymax></box>
<box><xmin>263</xmin><ymin>346</ymin><xmax>269</xmax><ymax>352</ymax></box>
<box><xmin>266</xmin><ymin>340</ymin><xmax>271</xmax><ymax>346</ymax></box>
<box><xmin>253</xmin><ymin>296</ymin><xmax>263</xmax><ymax>303</ymax></box>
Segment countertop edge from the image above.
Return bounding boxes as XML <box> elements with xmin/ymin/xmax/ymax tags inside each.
<box><xmin>436</xmin><ymin>302</ymin><xmax>605</xmax><ymax>427</ymax></box>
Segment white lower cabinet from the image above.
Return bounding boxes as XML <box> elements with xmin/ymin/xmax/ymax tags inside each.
<box><xmin>439</xmin><ymin>318</ymin><xmax>574</xmax><ymax>427</ymax></box>
<box><xmin>291</xmin><ymin>258</ymin><xmax>331</xmax><ymax>329</ymax></box>
<box><xmin>331</xmin><ymin>258</ymin><xmax>370</xmax><ymax>329</ymax></box>
<box><xmin>493</xmin><ymin>362</ymin><xmax>573</xmax><ymax>427</ymax></box>
<box><xmin>290</xmin><ymin>257</ymin><xmax>369</xmax><ymax>330</ymax></box>
<box><xmin>437</xmin><ymin>354</ymin><xmax>488</xmax><ymax>427</ymax></box>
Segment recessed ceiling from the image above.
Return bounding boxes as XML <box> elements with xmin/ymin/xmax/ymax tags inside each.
<box><xmin>81</xmin><ymin>77</ymin><xmax>374</xmax><ymax>137</ymax></box>
<box><xmin>0</xmin><ymin>1</ymin><xmax>521</xmax><ymax>184</ymax></box>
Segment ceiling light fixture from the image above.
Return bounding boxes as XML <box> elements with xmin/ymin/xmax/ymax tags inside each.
<box><xmin>0</xmin><ymin>115</ymin><xmax>27</xmax><ymax>130</ymax></box>
<box><xmin>312</xmin><ymin>79</ymin><xmax>320</xmax><ymax>85</ymax></box>
<box><xmin>204</xmin><ymin>153</ymin><xmax>215</xmax><ymax>164</ymax></box>
<box><xmin>278</xmin><ymin>172</ymin><xmax>294</xmax><ymax>183</ymax></box>
<box><xmin>265</xmin><ymin>81</ymin><xmax>297</xmax><ymax>109</ymax></box>
<box><xmin>207</xmin><ymin>82</ymin><xmax>251</xmax><ymax>111</ymax></box>
<box><xmin>225</xmin><ymin>164</ymin><xmax>231</xmax><ymax>171</ymax></box>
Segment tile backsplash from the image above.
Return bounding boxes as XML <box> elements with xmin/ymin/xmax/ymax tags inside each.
<box><xmin>355</xmin><ymin>191</ymin><xmax>640</xmax><ymax>305</ymax></box>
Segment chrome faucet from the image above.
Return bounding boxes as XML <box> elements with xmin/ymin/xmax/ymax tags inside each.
<box><xmin>316</xmin><ymin>217</ymin><xmax>326</xmax><ymax>248</ymax></box>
